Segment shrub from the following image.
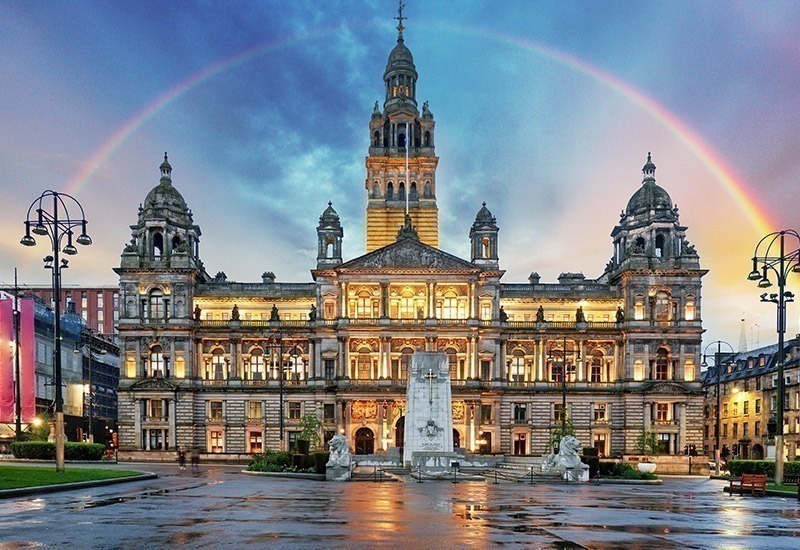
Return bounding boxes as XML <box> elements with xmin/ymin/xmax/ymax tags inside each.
<box><xmin>11</xmin><ymin>441</ymin><xmax>106</xmax><ymax>460</ymax></box>
<box><xmin>248</xmin><ymin>449</ymin><xmax>292</xmax><ymax>472</ymax></box>
<box><xmin>598</xmin><ymin>461</ymin><xmax>617</xmax><ymax>477</ymax></box>
<box><xmin>311</xmin><ymin>451</ymin><xmax>329</xmax><ymax>474</ymax></box>
<box><xmin>725</xmin><ymin>460</ymin><xmax>800</xmax><ymax>478</ymax></box>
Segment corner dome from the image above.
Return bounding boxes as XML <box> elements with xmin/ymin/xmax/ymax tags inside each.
<box><xmin>474</xmin><ymin>202</ymin><xmax>495</xmax><ymax>224</ymax></box>
<box><xmin>386</xmin><ymin>37</ymin><xmax>415</xmax><ymax>71</ymax></box>
<box><xmin>624</xmin><ymin>153</ymin><xmax>674</xmax><ymax>217</ymax></box>
<box><xmin>142</xmin><ymin>153</ymin><xmax>191</xmax><ymax>220</ymax></box>
<box><xmin>319</xmin><ymin>201</ymin><xmax>341</xmax><ymax>226</ymax></box>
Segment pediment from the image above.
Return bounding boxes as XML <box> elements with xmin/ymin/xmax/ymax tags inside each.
<box><xmin>336</xmin><ymin>238</ymin><xmax>480</xmax><ymax>273</ymax></box>
<box><xmin>641</xmin><ymin>381</ymin><xmax>697</xmax><ymax>395</ymax></box>
<box><xmin>129</xmin><ymin>378</ymin><xmax>178</xmax><ymax>391</ymax></box>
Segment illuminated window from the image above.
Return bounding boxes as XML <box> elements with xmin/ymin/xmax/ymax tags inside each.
<box><xmin>248</xmin><ymin>431</ymin><xmax>263</xmax><ymax>453</ymax></box>
<box><xmin>209</xmin><ymin>401</ymin><xmax>223</xmax><ymax>420</ymax></box>
<box><xmin>174</xmin><ymin>356</ymin><xmax>185</xmax><ymax>378</ymax></box>
<box><xmin>210</xmin><ymin>349</ymin><xmax>226</xmax><ymax>380</ymax></box>
<box><xmin>684</xmin><ymin>296</ymin><xmax>696</xmax><ymax>320</ymax></box>
<box><xmin>510</xmin><ymin>350</ymin><xmax>525</xmax><ymax>382</ymax></box>
<box><xmin>356</xmin><ymin>349</ymin><xmax>371</xmax><ymax>380</ymax></box>
<box><xmin>248</xmin><ymin>401</ymin><xmax>263</xmax><ymax>420</ymax></box>
<box><xmin>654</xmin><ymin>348</ymin><xmax>670</xmax><ymax>380</ymax></box>
<box><xmin>441</xmin><ymin>293</ymin><xmax>458</xmax><ymax>319</ymax></box>
<box><xmin>446</xmin><ymin>348</ymin><xmax>458</xmax><ymax>374</ymax></box>
<box><xmin>249</xmin><ymin>349</ymin><xmax>264</xmax><ymax>381</ymax></box>
<box><xmin>148</xmin><ymin>399</ymin><xmax>163</xmax><ymax>420</ymax></box>
<box><xmin>480</xmin><ymin>301</ymin><xmax>491</xmax><ymax>321</ymax></box>
<box><xmin>209</xmin><ymin>430</ymin><xmax>224</xmax><ymax>453</ymax></box>
<box><xmin>634</xmin><ymin>295</ymin><xmax>644</xmax><ymax>320</ymax></box>
<box><xmin>400</xmin><ymin>348</ymin><xmax>413</xmax><ymax>380</ymax></box>
<box><xmin>683</xmin><ymin>360</ymin><xmax>695</xmax><ymax>381</ymax></box>
<box><xmin>654</xmin><ymin>291</ymin><xmax>671</xmax><ymax>322</ymax></box>
<box><xmin>589</xmin><ymin>350</ymin><xmax>604</xmax><ymax>382</ymax></box>
<box><xmin>125</xmin><ymin>357</ymin><xmax>136</xmax><ymax>378</ymax></box>
<box><xmin>634</xmin><ymin>359</ymin><xmax>644</xmax><ymax>381</ymax></box>
<box><xmin>356</xmin><ymin>291</ymin><xmax>372</xmax><ymax>318</ymax></box>
<box><xmin>553</xmin><ymin>403</ymin><xmax>568</xmax><ymax>422</ymax></box>
<box><xmin>149</xmin><ymin>290</ymin><xmax>164</xmax><ymax>321</ymax></box>
<box><xmin>656</xmin><ymin>403</ymin><xmax>669</xmax><ymax>422</ymax></box>
<box><xmin>149</xmin><ymin>345</ymin><xmax>165</xmax><ymax>378</ymax></box>
<box><xmin>743</xmin><ymin>401</ymin><xmax>749</xmax><ymax>415</ymax></box>
<box><xmin>288</xmin><ymin>402</ymin><xmax>301</xmax><ymax>420</ymax></box>
<box><xmin>594</xmin><ymin>403</ymin><xmax>607</xmax><ymax>422</ymax></box>
<box><xmin>399</xmin><ymin>290</ymin><xmax>415</xmax><ymax>319</ymax></box>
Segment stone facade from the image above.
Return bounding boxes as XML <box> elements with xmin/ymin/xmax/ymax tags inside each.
<box><xmin>115</xmin><ymin>24</ymin><xmax>706</xmax><ymax>460</ymax></box>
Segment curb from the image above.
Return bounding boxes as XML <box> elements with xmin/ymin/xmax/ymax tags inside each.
<box><xmin>592</xmin><ymin>478</ymin><xmax>664</xmax><ymax>485</ymax></box>
<box><xmin>241</xmin><ymin>470</ymin><xmax>326</xmax><ymax>481</ymax></box>
<box><xmin>0</xmin><ymin>473</ymin><xmax>158</xmax><ymax>499</ymax></box>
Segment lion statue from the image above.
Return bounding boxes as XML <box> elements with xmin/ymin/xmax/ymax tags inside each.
<box><xmin>326</xmin><ymin>434</ymin><xmax>351</xmax><ymax>468</ymax></box>
<box><xmin>541</xmin><ymin>435</ymin><xmax>589</xmax><ymax>482</ymax></box>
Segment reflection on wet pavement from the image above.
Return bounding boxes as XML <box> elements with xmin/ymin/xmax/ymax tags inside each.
<box><xmin>0</xmin><ymin>464</ymin><xmax>798</xmax><ymax>548</ymax></box>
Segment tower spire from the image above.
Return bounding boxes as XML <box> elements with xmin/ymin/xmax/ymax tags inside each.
<box><xmin>395</xmin><ymin>1</ymin><xmax>406</xmax><ymax>39</ymax></box>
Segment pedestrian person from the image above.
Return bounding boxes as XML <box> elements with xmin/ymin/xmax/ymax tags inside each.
<box><xmin>178</xmin><ymin>447</ymin><xmax>186</xmax><ymax>470</ymax></box>
<box><xmin>190</xmin><ymin>447</ymin><xmax>200</xmax><ymax>471</ymax></box>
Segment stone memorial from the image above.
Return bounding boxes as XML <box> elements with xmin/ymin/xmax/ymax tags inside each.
<box><xmin>403</xmin><ymin>352</ymin><xmax>458</xmax><ymax>472</ymax></box>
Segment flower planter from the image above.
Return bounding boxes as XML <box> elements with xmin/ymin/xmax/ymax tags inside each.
<box><xmin>637</xmin><ymin>462</ymin><xmax>657</xmax><ymax>474</ymax></box>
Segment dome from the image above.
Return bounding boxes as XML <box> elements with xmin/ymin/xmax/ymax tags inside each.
<box><xmin>319</xmin><ymin>201</ymin><xmax>340</xmax><ymax>226</ymax></box>
<box><xmin>624</xmin><ymin>153</ymin><xmax>674</xmax><ymax>217</ymax></box>
<box><xmin>143</xmin><ymin>154</ymin><xmax>188</xmax><ymax>213</ymax></box>
<box><xmin>386</xmin><ymin>37</ymin><xmax>415</xmax><ymax>71</ymax></box>
<box><xmin>474</xmin><ymin>202</ymin><xmax>495</xmax><ymax>224</ymax></box>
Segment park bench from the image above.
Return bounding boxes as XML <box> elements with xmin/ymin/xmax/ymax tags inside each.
<box><xmin>782</xmin><ymin>475</ymin><xmax>800</xmax><ymax>501</ymax></box>
<box><xmin>728</xmin><ymin>473</ymin><xmax>767</xmax><ymax>496</ymax></box>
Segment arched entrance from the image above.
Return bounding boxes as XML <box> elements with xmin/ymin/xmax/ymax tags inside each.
<box><xmin>355</xmin><ymin>427</ymin><xmax>374</xmax><ymax>455</ymax></box>
<box><xmin>752</xmin><ymin>444</ymin><xmax>764</xmax><ymax>460</ymax></box>
<box><xmin>453</xmin><ymin>428</ymin><xmax>460</xmax><ymax>448</ymax></box>
<box><xmin>395</xmin><ymin>416</ymin><xmax>405</xmax><ymax>449</ymax></box>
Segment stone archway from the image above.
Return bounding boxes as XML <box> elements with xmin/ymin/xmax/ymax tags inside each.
<box><xmin>355</xmin><ymin>427</ymin><xmax>374</xmax><ymax>455</ymax></box>
<box><xmin>452</xmin><ymin>428</ymin><xmax>460</xmax><ymax>448</ymax></box>
<box><xmin>751</xmin><ymin>443</ymin><xmax>764</xmax><ymax>460</ymax></box>
<box><xmin>395</xmin><ymin>416</ymin><xmax>405</xmax><ymax>448</ymax></box>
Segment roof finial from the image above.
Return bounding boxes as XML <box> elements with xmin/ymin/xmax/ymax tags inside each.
<box><xmin>395</xmin><ymin>1</ymin><xmax>406</xmax><ymax>40</ymax></box>
<box><xmin>160</xmin><ymin>152</ymin><xmax>172</xmax><ymax>183</ymax></box>
<box><xmin>642</xmin><ymin>151</ymin><xmax>656</xmax><ymax>183</ymax></box>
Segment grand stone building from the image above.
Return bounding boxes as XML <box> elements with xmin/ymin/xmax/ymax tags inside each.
<box><xmin>115</xmin><ymin>22</ymin><xmax>706</xmax><ymax>460</ymax></box>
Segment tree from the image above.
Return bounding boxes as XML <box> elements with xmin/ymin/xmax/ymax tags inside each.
<box><xmin>27</xmin><ymin>413</ymin><xmax>53</xmax><ymax>442</ymax></box>
<box><xmin>549</xmin><ymin>419</ymin><xmax>576</xmax><ymax>452</ymax></box>
<box><xmin>297</xmin><ymin>413</ymin><xmax>323</xmax><ymax>452</ymax></box>
<box><xmin>635</xmin><ymin>429</ymin><xmax>661</xmax><ymax>457</ymax></box>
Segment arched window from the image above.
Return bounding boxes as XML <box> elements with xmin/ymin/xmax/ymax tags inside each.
<box><xmin>424</xmin><ymin>182</ymin><xmax>432</xmax><ymax>198</ymax></box>
<box><xmin>424</xmin><ymin>131</ymin><xmax>431</xmax><ymax>146</ymax></box>
<box><xmin>398</xmin><ymin>182</ymin><xmax>406</xmax><ymax>201</ymax></box>
<box><xmin>149</xmin><ymin>345</ymin><xmax>165</xmax><ymax>378</ymax></box>
<box><xmin>510</xmin><ymin>349</ymin><xmax>525</xmax><ymax>382</ymax></box>
<box><xmin>324</xmin><ymin>237</ymin><xmax>333</xmax><ymax>258</ymax></box>
<box><xmin>441</xmin><ymin>292</ymin><xmax>458</xmax><ymax>319</ymax></box>
<box><xmin>655</xmin><ymin>234</ymin><xmax>665</xmax><ymax>257</ymax></box>
<box><xmin>172</xmin><ymin>235</ymin><xmax>181</xmax><ymax>252</ymax></box>
<box><xmin>386</xmin><ymin>182</ymin><xmax>394</xmax><ymax>200</ymax></box>
<box><xmin>250</xmin><ymin>348</ymin><xmax>264</xmax><ymax>381</ymax></box>
<box><xmin>655</xmin><ymin>347</ymin><xmax>670</xmax><ymax>380</ymax></box>
<box><xmin>356</xmin><ymin>291</ymin><xmax>372</xmax><ymax>319</ymax></box>
<box><xmin>372</xmin><ymin>182</ymin><xmax>381</xmax><ymax>198</ymax></box>
<box><xmin>398</xmin><ymin>132</ymin><xmax>406</xmax><ymax>148</ymax></box>
<box><xmin>153</xmin><ymin>232</ymin><xmax>163</xmax><ymax>259</ymax></box>
<box><xmin>654</xmin><ymin>291</ymin><xmax>671</xmax><ymax>322</ymax></box>
<box><xmin>410</xmin><ymin>182</ymin><xmax>418</xmax><ymax>200</ymax></box>
<box><xmin>149</xmin><ymin>290</ymin><xmax>164</xmax><ymax>321</ymax></box>
<box><xmin>399</xmin><ymin>290</ymin><xmax>415</xmax><ymax>319</ymax></box>
<box><xmin>288</xmin><ymin>346</ymin><xmax>305</xmax><ymax>380</ymax></box>
<box><xmin>634</xmin><ymin>295</ymin><xmax>645</xmax><ymax>320</ymax></box>
<box><xmin>373</xmin><ymin>130</ymin><xmax>380</xmax><ymax>147</ymax></box>
<box><xmin>481</xmin><ymin>236</ymin><xmax>491</xmax><ymax>258</ymax></box>
<box><xmin>684</xmin><ymin>295</ymin><xmax>696</xmax><ymax>321</ymax></box>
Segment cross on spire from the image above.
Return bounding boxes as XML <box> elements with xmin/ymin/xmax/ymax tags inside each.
<box><xmin>395</xmin><ymin>1</ymin><xmax>406</xmax><ymax>37</ymax></box>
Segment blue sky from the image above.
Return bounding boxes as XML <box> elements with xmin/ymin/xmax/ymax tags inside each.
<box><xmin>1</xmin><ymin>1</ymin><xmax>799</xmax><ymax>348</ymax></box>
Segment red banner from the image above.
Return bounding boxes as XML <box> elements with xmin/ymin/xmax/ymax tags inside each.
<box><xmin>0</xmin><ymin>299</ymin><xmax>13</xmax><ymax>422</ymax></box>
<box><xmin>19</xmin><ymin>299</ymin><xmax>35</xmax><ymax>423</ymax></box>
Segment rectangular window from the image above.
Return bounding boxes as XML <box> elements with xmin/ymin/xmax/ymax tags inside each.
<box><xmin>324</xmin><ymin>359</ymin><xmax>335</xmax><ymax>380</ymax></box>
<box><xmin>743</xmin><ymin>401</ymin><xmax>749</xmax><ymax>416</ymax></box>
<box><xmin>593</xmin><ymin>403</ymin><xmax>607</xmax><ymax>422</ymax></box>
<box><xmin>733</xmin><ymin>423</ymin><xmax>738</xmax><ymax>437</ymax></box>
<box><xmin>733</xmin><ymin>402</ymin><xmax>739</xmax><ymax>416</ymax></box>
<box><xmin>513</xmin><ymin>403</ymin><xmax>527</xmax><ymax>422</ymax></box>
<box><xmin>743</xmin><ymin>422</ymin><xmax>749</xmax><ymax>437</ymax></box>
<box><xmin>288</xmin><ymin>402</ymin><xmax>301</xmax><ymax>420</ymax></box>
<box><xmin>480</xmin><ymin>360</ymin><xmax>491</xmax><ymax>380</ymax></box>
<box><xmin>723</xmin><ymin>403</ymin><xmax>728</xmax><ymax>417</ymax></box>
<box><xmin>247</xmin><ymin>401</ymin><xmax>263</xmax><ymax>421</ymax></box>
<box><xmin>656</xmin><ymin>403</ymin><xmax>669</xmax><ymax>422</ymax></box>
<box><xmin>323</xmin><ymin>403</ymin><xmax>335</xmax><ymax>422</ymax></box>
<box><xmin>755</xmin><ymin>398</ymin><xmax>761</xmax><ymax>414</ymax></box>
<box><xmin>288</xmin><ymin>431</ymin><xmax>298</xmax><ymax>452</ymax></box>
<box><xmin>481</xmin><ymin>404</ymin><xmax>492</xmax><ymax>423</ymax></box>
<box><xmin>553</xmin><ymin>403</ymin><xmax>567</xmax><ymax>422</ymax></box>
<box><xmin>209</xmin><ymin>430</ymin><xmax>224</xmax><ymax>453</ymax></box>
<box><xmin>148</xmin><ymin>399</ymin><xmax>163</xmax><ymax>420</ymax></box>
<box><xmin>209</xmin><ymin>401</ymin><xmax>223</xmax><ymax>420</ymax></box>
<box><xmin>755</xmin><ymin>421</ymin><xmax>760</xmax><ymax>436</ymax></box>
<box><xmin>755</xmin><ymin>378</ymin><xmax>762</xmax><ymax>390</ymax></box>
<box><xmin>248</xmin><ymin>431</ymin><xmax>263</xmax><ymax>453</ymax></box>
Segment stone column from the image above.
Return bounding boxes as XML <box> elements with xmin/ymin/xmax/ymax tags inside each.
<box><xmin>578</xmin><ymin>340</ymin><xmax>586</xmax><ymax>381</ymax></box>
<box><xmin>380</xmin><ymin>282</ymin><xmax>389</xmax><ymax>318</ymax></box>
<box><xmin>169</xmin><ymin>398</ymin><xmax>177</xmax><ymax>449</ymax></box>
<box><xmin>678</xmin><ymin>402</ymin><xmax>686</xmax><ymax>452</ymax></box>
<box><xmin>538</xmin><ymin>338</ymin><xmax>547</xmax><ymax>381</ymax></box>
<box><xmin>134</xmin><ymin>398</ymin><xmax>142</xmax><ymax>450</ymax></box>
<box><xmin>643</xmin><ymin>401</ymin><xmax>652</xmax><ymax>431</ymax></box>
<box><xmin>430</xmin><ymin>282</ymin><xmax>437</xmax><ymax>318</ymax></box>
<box><xmin>340</xmin><ymin>282</ymin><xmax>348</xmax><ymax>318</ymax></box>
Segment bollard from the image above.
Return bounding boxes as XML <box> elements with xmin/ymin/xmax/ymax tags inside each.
<box><xmin>494</xmin><ymin>469</ymin><xmax>498</xmax><ymax>484</ymax></box>
<box><xmin>417</xmin><ymin>465</ymin><xmax>423</xmax><ymax>483</ymax></box>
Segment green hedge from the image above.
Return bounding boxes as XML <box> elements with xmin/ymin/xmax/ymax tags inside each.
<box><xmin>311</xmin><ymin>451</ymin><xmax>329</xmax><ymax>474</ymax></box>
<box><xmin>727</xmin><ymin>460</ymin><xmax>800</xmax><ymax>478</ymax></box>
<box><xmin>10</xmin><ymin>442</ymin><xmax>106</xmax><ymax>460</ymax></box>
<box><xmin>581</xmin><ymin>456</ymin><xmax>600</xmax><ymax>478</ymax></box>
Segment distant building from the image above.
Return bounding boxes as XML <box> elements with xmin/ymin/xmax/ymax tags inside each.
<box><xmin>702</xmin><ymin>337</ymin><xmax>800</xmax><ymax>461</ymax></box>
<box><xmin>0</xmin><ymin>290</ymin><xmax>119</xmax><ymax>446</ymax></box>
<box><xmin>0</xmin><ymin>285</ymin><xmax>119</xmax><ymax>339</ymax></box>
<box><xmin>115</xmin><ymin>17</ymin><xmax>706</xmax><ymax>459</ymax></box>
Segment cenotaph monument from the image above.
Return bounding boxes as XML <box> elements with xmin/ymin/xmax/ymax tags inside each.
<box><xmin>403</xmin><ymin>352</ymin><xmax>458</xmax><ymax>472</ymax></box>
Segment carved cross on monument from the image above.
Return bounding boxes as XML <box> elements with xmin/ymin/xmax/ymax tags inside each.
<box><xmin>423</xmin><ymin>368</ymin><xmax>438</xmax><ymax>403</ymax></box>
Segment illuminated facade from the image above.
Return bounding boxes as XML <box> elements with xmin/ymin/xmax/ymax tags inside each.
<box><xmin>115</xmin><ymin>24</ymin><xmax>706</xmax><ymax>459</ymax></box>
<box><xmin>701</xmin><ymin>337</ymin><xmax>800</xmax><ymax>461</ymax></box>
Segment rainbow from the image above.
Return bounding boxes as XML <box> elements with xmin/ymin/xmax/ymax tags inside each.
<box><xmin>66</xmin><ymin>22</ymin><xmax>773</xmax><ymax>234</ymax></box>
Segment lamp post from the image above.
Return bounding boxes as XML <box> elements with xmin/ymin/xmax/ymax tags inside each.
<box><xmin>701</xmin><ymin>340</ymin><xmax>734</xmax><ymax>476</ymax></box>
<box><xmin>20</xmin><ymin>190</ymin><xmax>92</xmax><ymax>472</ymax></box>
<box><xmin>747</xmin><ymin>229</ymin><xmax>800</xmax><ymax>485</ymax></box>
<box><xmin>547</xmin><ymin>336</ymin><xmax>576</xmax><ymax>441</ymax></box>
<box><xmin>268</xmin><ymin>331</ymin><xmax>284</xmax><ymax>451</ymax></box>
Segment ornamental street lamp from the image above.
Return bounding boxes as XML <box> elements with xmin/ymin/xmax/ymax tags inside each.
<box><xmin>20</xmin><ymin>190</ymin><xmax>92</xmax><ymax>472</ymax></box>
<box><xmin>747</xmin><ymin>229</ymin><xmax>800</xmax><ymax>485</ymax></box>
<box><xmin>547</xmin><ymin>336</ymin><xmax>578</xmax><ymax>440</ymax></box>
<box><xmin>701</xmin><ymin>340</ymin><xmax>734</xmax><ymax>476</ymax></box>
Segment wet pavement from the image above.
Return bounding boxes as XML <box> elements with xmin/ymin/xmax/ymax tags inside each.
<box><xmin>0</xmin><ymin>463</ymin><xmax>798</xmax><ymax>548</ymax></box>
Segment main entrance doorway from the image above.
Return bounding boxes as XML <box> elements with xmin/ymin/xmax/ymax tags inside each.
<box><xmin>355</xmin><ymin>427</ymin><xmax>374</xmax><ymax>455</ymax></box>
